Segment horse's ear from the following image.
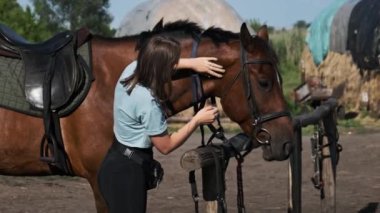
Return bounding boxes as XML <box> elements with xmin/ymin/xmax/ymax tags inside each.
<box><xmin>153</xmin><ymin>18</ymin><xmax>164</xmax><ymax>32</ymax></box>
<box><xmin>240</xmin><ymin>23</ymin><xmax>252</xmax><ymax>49</ymax></box>
<box><xmin>257</xmin><ymin>25</ymin><xmax>269</xmax><ymax>42</ymax></box>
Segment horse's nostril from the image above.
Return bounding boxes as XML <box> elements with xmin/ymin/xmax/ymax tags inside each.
<box><xmin>283</xmin><ymin>142</ymin><xmax>293</xmax><ymax>156</ymax></box>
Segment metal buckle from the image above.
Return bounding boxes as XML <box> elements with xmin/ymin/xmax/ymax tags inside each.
<box><xmin>123</xmin><ymin>147</ymin><xmax>134</xmax><ymax>159</ymax></box>
<box><xmin>252</xmin><ymin>118</ymin><xmax>260</xmax><ymax>127</ymax></box>
<box><xmin>256</xmin><ymin>128</ymin><xmax>271</xmax><ymax>145</ymax></box>
<box><xmin>192</xmin><ymin>195</ymin><xmax>200</xmax><ymax>202</ymax></box>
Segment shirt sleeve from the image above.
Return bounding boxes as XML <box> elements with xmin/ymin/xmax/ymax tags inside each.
<box><xmin>140</xmin><ymin>99</ymin><xmax>168</xmax><ymax>136</ymax></box>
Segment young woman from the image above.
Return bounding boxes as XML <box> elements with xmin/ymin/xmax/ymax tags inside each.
<box><xmin>97</xmin><ymin>35</ymin><xmax>225</xmax><ymax>213</ymax></box>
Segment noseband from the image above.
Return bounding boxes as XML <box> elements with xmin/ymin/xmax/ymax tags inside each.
<box><xmin>223</xmin><ymin>43</ymin><xmax>291</xmax><ymax>145</ymax></box>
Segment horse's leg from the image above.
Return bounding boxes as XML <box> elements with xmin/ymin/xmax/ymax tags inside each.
<box><xmin>87</xmin><ymin>175</ymin><xmax>108</xmax><ymax>213</ymax></box>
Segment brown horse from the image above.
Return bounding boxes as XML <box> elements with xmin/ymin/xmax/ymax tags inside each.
<box><xmin>0</xmin><ymin>21</ymin><xmax>293</xmax><ymax>212</ymax></box>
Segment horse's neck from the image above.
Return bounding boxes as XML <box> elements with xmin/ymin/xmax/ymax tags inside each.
<box><xmin>91</xmin><ymin>36</ymin><xmax>138</xmax><ymax>84</ymax></box>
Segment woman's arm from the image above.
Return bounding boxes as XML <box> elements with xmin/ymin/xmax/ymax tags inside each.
<box><xmin>151</xmin><ymin>106</ymin><xmax>218</xmax><ymax>155</ymax></box>
<box><xmin>177</xmin><ymin>57</ymin><xmax>225</xmax><ymax>78</ymax></box>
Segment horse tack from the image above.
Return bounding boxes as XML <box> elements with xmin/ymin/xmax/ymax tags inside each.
<box><xmin>0</xmin><ymin>20</ymin><xmax>294</xmax><ymax>213</ymax></box>
<box><xmin>0</xmin><ymin>24</ymin><xmax>93</xmax><ymax>175</ymax></box>
<box><xmin>0</xmin><ymin>24</ymin><xmax>93</xmax><ymax>114</ymax></box>
<box><xmin>226</xmin><ymin>43</ymin><xmax>291</xmax><ymax>147</ymax></box>
<box><xmin>186</xmin><ymin>31</ymin><xmax>292</xmax><ymax>212</ymax></box>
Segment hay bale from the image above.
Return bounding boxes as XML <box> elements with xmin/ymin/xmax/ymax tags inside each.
<box><xmin>302</xmin><ymin>46</ymin><xmax>380</xmax><ymax>117</ymax></box>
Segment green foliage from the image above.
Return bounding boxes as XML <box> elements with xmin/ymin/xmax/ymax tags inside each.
<box><xmin>249</xmin><ymin>18</ymin><xmax>262</xmax><ymax>32</ymax></box>
<box><xmin>0</xmin><ymin>0</ymin><xmax>115</xmax><ymax>41</ymax></box>
<box><xmin>249</xmin><ymin>18</ymin><xmax>274</xmax><ymax>34</ymax></box>
<box><xmin>269</xmin><ymin>26</ymin><xmax>307</xmax><ymax>114</ymax></box>
<box><xmin>0</xmin><ymin>0</ymin><xmax>25</xmax><ymax>29</ymax></box>
<box><xmin>270</xmin><ymin>28</ymin><xmax>306</xmax><ymax>65</ymax></box>
<box><xmin>293</xmin><ymin>20</ymin><xmax>309</xmax><ymax>29</ymax></box>
<box><xmin>0</xmin><ymin>0</ymin><xmax>49</xmax><ymax>41</ymax></box>
<box><xmin>31</xmin><ymin>0</ymin><xmax>115</xmax><ymax>37</ymax></box>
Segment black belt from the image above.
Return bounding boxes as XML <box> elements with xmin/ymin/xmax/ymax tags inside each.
<box><xmin>113</xmin><ymin>139</ymin><xmax>152</xmax><ymax>166</ymax></box>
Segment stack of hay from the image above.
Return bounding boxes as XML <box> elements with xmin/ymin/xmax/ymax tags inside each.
<box><xmin>303</xmin><ymin>0</ymin><xmax>380</xmax><ymax>116</ymax></box>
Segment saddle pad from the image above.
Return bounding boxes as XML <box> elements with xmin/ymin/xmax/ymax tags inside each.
<box><xmin>0</xmin><ymin>41</ymin><xmax>93</xmax><ymax>117</ymax></box>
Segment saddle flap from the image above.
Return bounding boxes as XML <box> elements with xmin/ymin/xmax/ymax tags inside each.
<box><xmin>23</xmin><ymin>38</ymin><xmax>81</xmax><ymax>110</ymax></box>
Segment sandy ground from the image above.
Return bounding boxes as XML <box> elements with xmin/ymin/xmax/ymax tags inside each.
<box><xmin>0</xmin><ymin>132</ymin><xmax>379</xmax><ymax>213</ymax></box>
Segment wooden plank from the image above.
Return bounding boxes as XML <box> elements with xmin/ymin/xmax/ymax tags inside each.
<box><xmin>180</xmin><ymin>146</ymin><xmax>223</xmax><ymax>172</ymax></box>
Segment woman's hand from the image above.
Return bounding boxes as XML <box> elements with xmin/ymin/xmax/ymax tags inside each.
<box><xmin>177</xmin><ymin>57</ymin><xmax>225</xmax><ymax>78</ymax></box>
<box><xmin>151</xmin><ymin>105</ymin><xmax>219</xmax><ymax>155</ymax></box>
<box><xmin>193</xmin><ymin>106</ymin><xmax>219</xmax><ymax>125</ymax></box>
<box><xmin>191</xmin><ymin>57</ymin><xmax>225</xmax><ymax>78</ymax></box>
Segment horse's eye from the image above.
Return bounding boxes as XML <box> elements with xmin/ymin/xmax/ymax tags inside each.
<box><xmin>258</xmin><ymin>79</ymin><xmax>272</xmax><ymax>91</ymax></box>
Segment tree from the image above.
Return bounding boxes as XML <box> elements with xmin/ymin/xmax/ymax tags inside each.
<box><xmin>0</xmin><ymin>0</ymin><xmax>25</xmax><ymax>30</ymax></box>
<box><xmin>293</xmin><ymin>20</ymin><xmax>309</xmax><ymax>29</ymax></box>
<box><xmin>31</xmin><ymin>0</ymin><xmax>115</xmax><ymax>37</ymax></box>
<box><xmin>0</xmin><ymin>0</ymin><xmax>50</xmax><ymax>41</ymax></box>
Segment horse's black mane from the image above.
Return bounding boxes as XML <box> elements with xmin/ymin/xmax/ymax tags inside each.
<box><xmin>133</xmin><ymin>20</ymin><xmax>240</xmax><ymax>49</ymax></box>
<box><xmin>203</xmin><ymin>27</ymin><xmax>240</xmax><ymax>44</ymax></box>
<box><xmin>98</xmin><ymin>20</ymin><xmax>278</xmax><ymax>64</ymax></box>
<box><xmin>157</xmin><ymin>20</ymin><xmax>203</xmax><ymax>36</ymax></box>
<box><xmin>95</xmin><ymin>20</ymin><xmax>241</xmax><ymax>50</ymax></box>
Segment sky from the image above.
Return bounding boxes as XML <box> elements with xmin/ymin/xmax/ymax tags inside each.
<box><xmin>17</xmin><ymin>0</ymin><xmax>334</xmax><ymax>29</ymax></box>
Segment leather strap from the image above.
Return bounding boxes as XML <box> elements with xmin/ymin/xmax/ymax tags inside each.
<box><xmin>113</xmin><ymin>140</ymin><xmax>152</xmax><ymax>166</ymax></box>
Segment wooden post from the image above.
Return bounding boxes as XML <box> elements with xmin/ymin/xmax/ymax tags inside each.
<box><xmin>288</xmin><ymin>126</ymin><xmax>302</xmax><ymax>213</ymax></box>
<box><xmin>206</xmin><ymin>201</ymin><xmax>218</xmax><ymax>213</ymax></box>
<box><xmin>180</xmin><ymin>147</ymin><xmax>224</xmax><ymax>172</ymax></box>
<box><xmin>181</xmin><ymin>146</ymin><xmax>225</xmax><ymax>213</ymax></box>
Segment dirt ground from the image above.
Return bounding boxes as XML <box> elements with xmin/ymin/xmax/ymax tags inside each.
<box><xmin>0</xmin><ymin>132</ymin><xmax>379</xmax><ymax>213</ymax></box>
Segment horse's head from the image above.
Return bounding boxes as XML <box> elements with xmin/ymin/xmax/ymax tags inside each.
<box><xmin>218</xmin><ymin>23</ymin><xmax>293</xmax><ymax>161</ymax></box>
<box><xmin>140</xmin><ymin>20</ymin><xmax>293</xmax><ymax>161</ymax></box>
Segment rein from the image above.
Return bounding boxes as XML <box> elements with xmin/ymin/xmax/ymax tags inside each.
<box><xmin>187</xmin><ymin>34</ymin><xmax>291</xmax><ymax>213</ymax></box>
<box><xmin>189</xmin><ymin>35</ymin><xmax>229</xmax><ymax>213</ymax></box>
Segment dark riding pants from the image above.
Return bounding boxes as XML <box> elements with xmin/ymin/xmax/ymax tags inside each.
<box><xmin>97</xmin><ymin>141</ymin><xmax>152</xmax><ymax>213</ymax></box>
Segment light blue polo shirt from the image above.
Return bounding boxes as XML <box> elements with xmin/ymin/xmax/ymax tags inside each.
<box><xmin>113</xmin><ymin>61</ymin><xmax>168</xmax><ymax>148</ymax></box>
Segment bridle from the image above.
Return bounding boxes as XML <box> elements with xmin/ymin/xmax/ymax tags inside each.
<box><xmin>187</xmin><ymin>34</ymin><xmax>292</xmax><ymax>213</ymax></box>
<box><xmin>220</xmin><ymin>42</ymin><xmax>291</xmax><ymax>146</ymax></box>
<box><xmin>240</xmin><ymin>43</ymin><xmax>291</xmax><ymax>145</ymax></box>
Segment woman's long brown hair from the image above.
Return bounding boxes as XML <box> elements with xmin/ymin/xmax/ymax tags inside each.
<box><xmin>121</xmin><ymin>35</ymin><xmax>180</xmax><ymax>101</ymax></box>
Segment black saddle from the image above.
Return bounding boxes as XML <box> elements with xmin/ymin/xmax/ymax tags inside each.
<box><xmin>0</xmin><ymin>23</ymin><xmax>92</xmax><ymax>175</ymax></box>
<box><xmin>0</xmin><ymin>24</ymin><xmax>72</xmax><ymax>54</ymax></box>
<box><xmin>0</xmin><ymin>23</ymin><xmax>89</xmax><ymax>110</ymax></box>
